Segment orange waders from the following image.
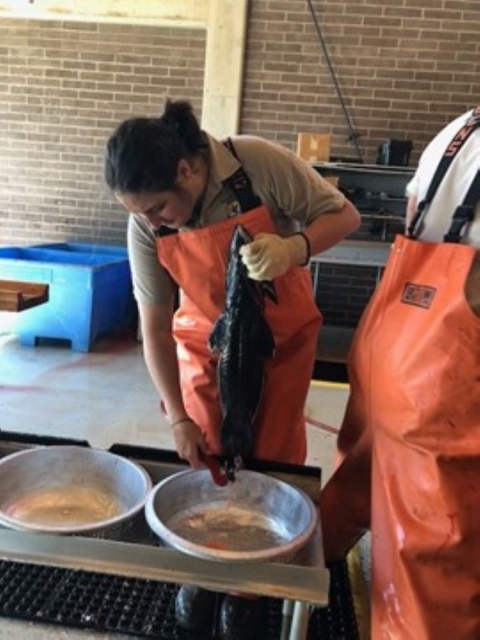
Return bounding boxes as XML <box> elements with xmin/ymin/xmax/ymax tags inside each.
<box><xmin>322</xmin><ymin>110</ymin><xmax>480</xmax><ymax>639</ymax></box>
<box><xmin>352</xmin><ymin>236</ymin><xmax>480</xmax><ymax>638</ymax></box>
<box><xmin>157</xmin><ymin>205</ymin><xmax>321</xmax><ymax>464</ymax></box>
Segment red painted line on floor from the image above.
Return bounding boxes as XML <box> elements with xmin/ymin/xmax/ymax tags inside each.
<box><xmin>52</xmin><ymin>336</ymin><xmax>138</xmax><ymax>371</ymax></box>
<box><xmin>0</xmin><ymin>385</ymin><xmax>45</xmax><ymax>392</ymax></box>
<box><xmin>306</xmin><ymin>416</ymin><xmax>340</xmax><ymax>435</ymax></box>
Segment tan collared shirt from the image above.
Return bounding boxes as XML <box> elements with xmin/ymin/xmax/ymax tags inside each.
<box><xmin>128</xmin><ymin>133</ymin><xmax>344</xmax><ymax>305</ymax></box>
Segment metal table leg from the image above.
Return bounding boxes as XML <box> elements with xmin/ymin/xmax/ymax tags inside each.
<box><xmin>280</xmin><ymin>599</ymin><xmax>294</xmax><ymax>640</ymax></box>
<box><xmin>289</xmin><ymin>600</ymin><xmax>313</xmax><ymax>640</ymax></box>
<box><xmin>312</xmin><ymin>260</ymin><xmax>320</xmax><ymax>295</ymax></box>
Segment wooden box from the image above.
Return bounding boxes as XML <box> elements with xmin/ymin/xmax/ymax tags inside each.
<box><xmin>0</xmin><ymin>280</ymin><xmax>49</xmax><ymax>312</ymax></box>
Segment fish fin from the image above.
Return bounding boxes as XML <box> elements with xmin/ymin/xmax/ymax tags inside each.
<box><xmin>259</xmin><ymin>279</ymin><xmax>278</xmax><ymax>304</ymax></box>
<box><xmin>208</xmin><ymin>314</ymin><xmax>226</xmax><ymax>352</ymax></box>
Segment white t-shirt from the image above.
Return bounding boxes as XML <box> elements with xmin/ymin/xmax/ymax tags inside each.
<box><xmin>406</xmin><ymin>109</ymin><xmax>480</xmax><ymax>247</ymax></box>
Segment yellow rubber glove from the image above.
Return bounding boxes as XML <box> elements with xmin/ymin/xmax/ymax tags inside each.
<box><xmin>239</xmin><ymin>232</ymin><xmax>309</xmax><ymax>281</ymax></box>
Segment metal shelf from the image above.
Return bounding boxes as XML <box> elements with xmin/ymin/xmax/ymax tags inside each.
<box><xmin>312</xmin><ymin>161</ymin><xmax>415</xmax><ymax>199</ymax></box>
<box><xmin>311</xmin><ymin>239</ymin><xmax>391</xmax><ymax>268</ymax></box>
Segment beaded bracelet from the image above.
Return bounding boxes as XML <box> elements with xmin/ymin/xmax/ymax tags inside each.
<box><xmin>294</xmin><ymin>231</ymin><xmax>311</xmax><ymax>266</ymax></box>
<box><xmin>170</xmin><ymin>417</ymin><xmax>193</xmax><ymax>429</ymax></box>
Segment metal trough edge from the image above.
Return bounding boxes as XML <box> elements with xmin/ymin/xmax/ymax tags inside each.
<box><xmin>0</xmin><ymin>529</ymin><xmax>330</xmax><ymax>606</ymax></box>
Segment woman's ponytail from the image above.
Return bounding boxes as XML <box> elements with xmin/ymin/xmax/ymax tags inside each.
<box><xmin>105</xmin><ymin>99</ymin><xmax>208</xmax><ymax>194</ymax></box>
<box><xmin>160</xmin><ymin>99</ymin><xmax>207</xmax><ymax>155</ymax></box>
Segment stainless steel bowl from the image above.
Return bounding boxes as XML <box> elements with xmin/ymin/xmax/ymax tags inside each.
<box><xmin>0</xmin><ymin>446</ymin><xmax>152</xmax><ymax>536</ymax></box>
<box><xmin>145</xmin><ymin>469</ymin><xmax>318</xmax><ymax>563</ymax></box>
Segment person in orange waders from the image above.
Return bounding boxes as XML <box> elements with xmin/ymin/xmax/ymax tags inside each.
<box><xmin>320</xmin><ymin>106</ymin><xmax>480</xmax><ymax>639</ymax></box>
<box><xmin>104</xmin><ymin>99</ymin><xmax>361</xmax><ymax>639</ymax></box>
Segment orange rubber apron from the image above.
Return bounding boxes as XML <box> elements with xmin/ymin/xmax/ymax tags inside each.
<box><xmin>157</xmin><ymin>205</ymin><xmax>322</xmax><ymax>464</ymax></box>
<box><xmin>343</xmin><ymin>234</ymin><xmax>480</xmax><ymax>639</ymax></box>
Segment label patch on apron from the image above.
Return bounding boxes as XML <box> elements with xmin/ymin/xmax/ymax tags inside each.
<box><xmin>222</xmin><ymin>197</ymin><xmax>243</xmax><ymax>218</ymax></box>
<box><xmin>401</xmin><ymin>283</ymin><xmax>436</xmax><ymax>309</ymax></box>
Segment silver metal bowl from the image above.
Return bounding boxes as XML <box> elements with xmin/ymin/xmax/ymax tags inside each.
<box><xmin>0</xmin><ymin>446</ymin><xmax>152</xmax><ymax>536</ymax></box>
<box><xmin>145</xmin><ymin>469</ymin><xmax>318</xmax><ymax>563</ymax></box>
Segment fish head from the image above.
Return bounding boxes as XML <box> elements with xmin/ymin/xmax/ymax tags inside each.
<box><xmin>220</xmin><ymin>456</ymin><xmax>243</xmax><ymax>483</ymax></box>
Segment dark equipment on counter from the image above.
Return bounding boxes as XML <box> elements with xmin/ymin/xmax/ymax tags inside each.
<box><xmin>376</xmin><ymin>139</ymin><xmax>413</xmax><ymax>167</ymax></box>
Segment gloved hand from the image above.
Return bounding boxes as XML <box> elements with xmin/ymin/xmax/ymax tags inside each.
<box><xmin>239</xmin><ymin>232</ymin><xmax>309</xmax><ymax>281</ymax></box>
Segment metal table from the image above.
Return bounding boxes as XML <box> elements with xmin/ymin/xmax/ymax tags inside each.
<box><xmin>0</xmin><ymin>434</ymin><xmax>329</xmax><ymax>640</ymax></box>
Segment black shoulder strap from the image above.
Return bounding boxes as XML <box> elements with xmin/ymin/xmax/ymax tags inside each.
<box><xmin>223</xmin><ymin>138</ymin><xmax>262</xmax><ymax>213</ymax></box>
<box><xmin>443</xmin><ymin>170</ymin><xmax>480</xmax><ymax>243</ymax></box>
<box><xmin>154</xmin><ymin>226</ymin><xmax>178</xmax><ymax>238</ymax></box>
<box><xmin>156</xmin><ymin>138</ymin><xmax>262</xmax><ymax>236</ymax></box>
<box><xmin>408</xmin><ymin>106</ymin><xmax>480</xmax><ymax>239</ymax></box>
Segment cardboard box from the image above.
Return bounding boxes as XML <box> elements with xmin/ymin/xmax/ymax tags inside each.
<box><xmin>297</xmin><ymin>133</ymin><xmax>331</xmax><ymax>162</ymax></box>
<box><xmin>323</xmin><ymin>175</ymin><xmax>340</xmax><ymax>188</ymax></box>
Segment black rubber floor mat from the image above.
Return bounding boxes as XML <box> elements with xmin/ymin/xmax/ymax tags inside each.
<box><xmin>309</xmin><ymin>560</ymin><xmax>360</xmax><ymax>640</ymax></box>
<box><xmin>0</xmin><ymin>559</ymin><xmax>358</xmax><ymax>639</ymax></box>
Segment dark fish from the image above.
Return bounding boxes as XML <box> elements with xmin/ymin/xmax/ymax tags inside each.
<box><xmin>209</xmin><ymin>224</ymin><xmax>276</xmax><ymax>472</ymax></box>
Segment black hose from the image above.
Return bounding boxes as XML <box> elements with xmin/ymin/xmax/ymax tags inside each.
<box><xmin>306</xmin><ymin>0</ymin><xmax>363</xmax><ymax>162</ymax></box>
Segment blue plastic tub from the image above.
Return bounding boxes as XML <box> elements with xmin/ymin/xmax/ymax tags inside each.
<box><xmin>31</xmin><ymin>242</ymin><xmax>129</xmax><ymax>257</ymax></box>
<box><xmin>0</xmin><ymin>244</ymin><xmax>136</xmax><ymax>352</ymax></box>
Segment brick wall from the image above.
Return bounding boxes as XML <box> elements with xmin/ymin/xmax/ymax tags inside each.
<box><xmin>0</xmin><ymin>19</ymin><xmax>206</xmax><ymax>245</ymax></box>
<box><xmin>242</xmin><ymin>0</ymin><xmax>480</xmax><ymax>329</ymax></box>
<box><xmin>0</xmin><ymin>2</ymin><xmax>479</xmax><ymax>329</ymax></box>
<box><xmin>242</xmin><ymin>0</ymin><xmax>480</xmax><ymax>164</ymax></box>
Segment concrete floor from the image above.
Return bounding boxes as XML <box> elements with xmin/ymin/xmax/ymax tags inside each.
<box><xmin>0</xmin><ymin>328</ymin><xmax>350</xmax><ymax>639</ymax></box>
<box><xmin>0</xmin><ymin>331</ymin><xmax>349</xmax><ymax>480</ymax></box>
